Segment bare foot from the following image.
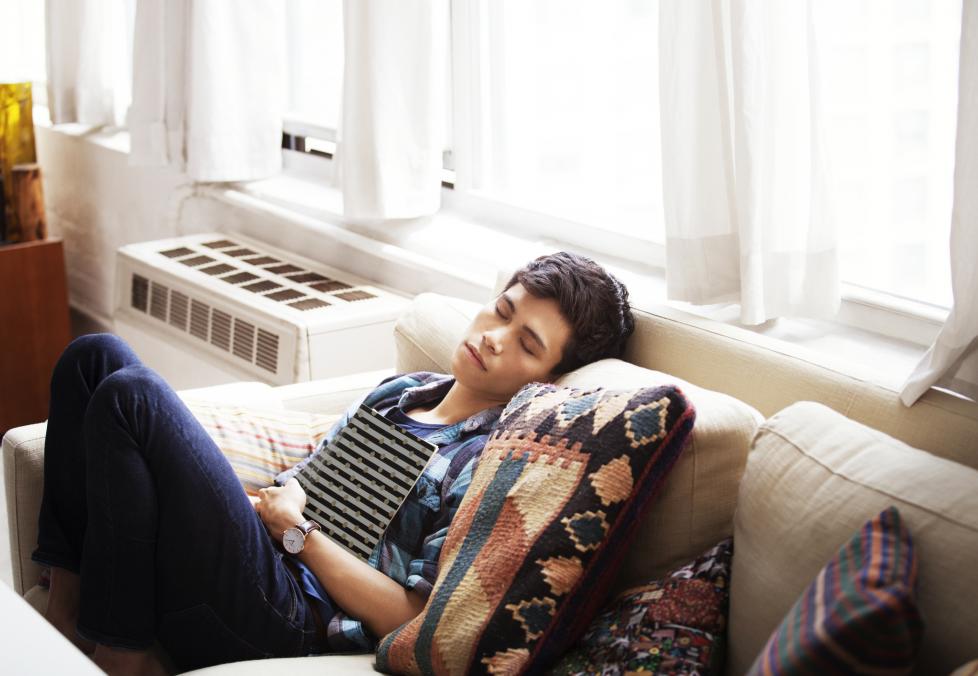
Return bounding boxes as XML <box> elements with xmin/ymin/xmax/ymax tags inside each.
<box><xmin>92</xmin><ymin>644</ymin><xmax>170</xmax><ymax>676</ymax></box>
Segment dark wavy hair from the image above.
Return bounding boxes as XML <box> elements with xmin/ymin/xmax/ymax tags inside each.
<box><xmin>504</xmin><ymin>251</ymin><xmax>636</xmax><ymax>375</ymax></box>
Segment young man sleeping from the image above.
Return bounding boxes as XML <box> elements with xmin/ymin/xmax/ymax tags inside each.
<box><xmin>34</xmin><ymin>251</ymin><xmax>636</xmax><ymax>674</ymax></box>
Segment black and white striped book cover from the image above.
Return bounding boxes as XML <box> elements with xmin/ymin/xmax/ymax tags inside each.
<box><xmin>294</xmin><ymin>404</ymin><xmax>439</xmax><ymax>561</ymax></box>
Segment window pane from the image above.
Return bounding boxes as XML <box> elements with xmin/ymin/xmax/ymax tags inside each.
<box><xmin>0</xmin><ymin>0</ymin><xmax>46</xmax><ymax>84</ymax></box>
<box><xmin>817</xmin><ymin>0</ymin><xmax>961</xmax><ymax>308</ymax></box>
<box><xmin>474</xmin><ymin>0</ymin><xmax>664</xmax><ymax>241</ymax></box>
<box><xmin>286</xmin><ymin>0</ymin><xmax>343</xmax><ymax>131</ymax></box>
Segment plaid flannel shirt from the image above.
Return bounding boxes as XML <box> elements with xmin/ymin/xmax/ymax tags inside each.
<box><xmin>275</xmin><ymin>371</ymin><xmax>503</xmax><ymax>651</ymax></box>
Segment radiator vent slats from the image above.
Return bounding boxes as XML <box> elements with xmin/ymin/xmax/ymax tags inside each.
<box><xmin>150</xmin><ymin>282</ymin><xmax>169</xmax><ymax>321</ymax></box>
<box><xmin>210</xmin><ymin>309</ymin><xmax>232</xmax><ymax>352</ymax></box>
<box><xmin>131</xmin><ymin>275</ymin><xmax>149</xmax><ymax>312</ymax></box>
<box><xmin>232</xmin><ymin>319</ymin><xmax>256</xmax><ymax>361</ymax></box>
<box><xmin>256</xmin><ymin>329</ymin><xmax>279</xmax><ymax>373</ymax></box>
<box><xmin>169</xmin><ymin>291</ymin><xmax>189</xmax><ymax>330</ymax></box>
<box><xmin>155</xmin><ymin>240</ymin><xmax>382</xmax><ymax>311</ymax></box>
<box><xmin>189</xmin><ymin>300</ymin><xmax>210</xmax><ymax>341</ymax></box>
<box><xmin>131</xmin><ymin>273</ymin><xmax>281</xmax><ymax>377</ymax></box>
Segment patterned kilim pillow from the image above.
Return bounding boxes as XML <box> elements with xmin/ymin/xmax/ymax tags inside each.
<box><xmin>376</xmin><ymin>382</ymin><xmax>696</xmax><ymax>675</ymax></box>
<box><xmin>747</xmin><ymin>506</ymin><xmax>923</xmax><ymax>675</ymax></box>
<box><xmin>185</xmin><ymin>401</ymin><xmax>339</xmax><ymax>495</ymax></box>
<box><xmin>551</xmin><ymin>537</ymin><xmax>732</xmax><ymax>676</ymax></box>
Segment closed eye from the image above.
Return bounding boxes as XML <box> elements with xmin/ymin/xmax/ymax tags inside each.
<box><xmin>495</xmin><ymin>303</ymin><xmax>536</xmax><ymax>357</ymax></box>
<box><xmin>495</xmin><ymin>304</ymin><xmax>535</xmax><ymax>356</ymax></box>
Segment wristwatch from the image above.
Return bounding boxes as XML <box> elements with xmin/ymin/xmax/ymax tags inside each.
<box><xmin>282</xmin><ymin>519</ymin><xmax>322</xmax><ymax>554</ymax></box>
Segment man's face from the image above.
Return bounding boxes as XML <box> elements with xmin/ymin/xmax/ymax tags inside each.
<box><xmin>451</xmin><ymin>283</ymin><xmax>573</xmax><ymax>402</ymax></box>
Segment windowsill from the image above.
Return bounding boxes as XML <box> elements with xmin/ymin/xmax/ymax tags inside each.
<box><xmin>37</xmin><ymin>119</ymin><xmax>937</xmax><ymax>394</ymax></box>
<box><xmin>32</xmin><ymin>105</ymin><xmax>129</xmax><ymax>154</ymax></box>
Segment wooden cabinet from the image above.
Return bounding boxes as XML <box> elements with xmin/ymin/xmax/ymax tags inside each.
<box><xmin>0</xmin><ymin>238</ymin><xmax>71</xmax><ymax>436</ymax></box>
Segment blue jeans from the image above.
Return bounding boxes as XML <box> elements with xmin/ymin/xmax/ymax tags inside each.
<box><xmin>32</xmin><ymin>334</ymin><xmax>324</xmax><ymax>671</ymax></box>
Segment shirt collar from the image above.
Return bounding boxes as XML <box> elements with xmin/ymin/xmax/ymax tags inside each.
<box><xmin>395</xmin><ymin>374</ymin><xmax>504</xmax><ymax>442</ymax></box>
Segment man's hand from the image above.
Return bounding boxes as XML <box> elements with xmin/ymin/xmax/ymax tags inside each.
<box><xmin>254</xmin><ymin>478</ymin><xmax>308</xmax><ymax>538</ymax></box>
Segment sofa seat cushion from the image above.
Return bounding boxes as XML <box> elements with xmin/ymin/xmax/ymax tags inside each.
<box><xmin>181</xmin><ymin>653</ymin><xmax>376</xmax><ymax>675</ymax></box>
<box><xmin>728</xmin><ymin>401</ymin><xmax>978</xmax><ymax>676</ymax></box>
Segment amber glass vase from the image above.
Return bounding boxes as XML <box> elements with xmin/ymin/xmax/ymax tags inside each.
<box><xmin>0</xmin><ymin>82</ymin><xmax>38</xmax><ymax>241</ymax></box>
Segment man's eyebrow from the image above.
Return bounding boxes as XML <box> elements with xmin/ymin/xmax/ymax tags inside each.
<box><xmin>500</xmin><ymin>293</ymin><xmax>547</xmax><ymax>353</ymax></box>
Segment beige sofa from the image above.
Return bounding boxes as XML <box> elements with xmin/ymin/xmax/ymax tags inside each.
<box><xmin>4</xmin><ymin>292</ymin><xmax>978</xmax><ymax>675</ymax></box>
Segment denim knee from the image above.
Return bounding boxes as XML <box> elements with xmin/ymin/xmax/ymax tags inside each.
<box><xmin>52</xmin><ymin>334</ymin><xmax>139</xmax><ymax>385</ymax></box>
<box><xmin>64</xmin><ymin>333</ymin><xmax>132</xmax><ymax>362</ymax></box>
<box><xmin>88</xmin><ymin>363</ymin><xmax>166</xmax><ymax>409</ymax></box>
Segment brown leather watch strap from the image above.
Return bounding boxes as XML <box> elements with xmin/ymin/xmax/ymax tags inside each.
<box><xmin>297</xmin><ymin>519</ymin><xmax>321</xmax><ymax>537</ymax></box>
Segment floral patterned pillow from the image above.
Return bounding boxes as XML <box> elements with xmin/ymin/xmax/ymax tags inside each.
<box><xmin>550</xmin><ymin>537</ymin><xmax>732</xmax><ymax>676</ymax></box>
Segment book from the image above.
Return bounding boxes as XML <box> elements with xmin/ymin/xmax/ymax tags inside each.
<box><xmin>293</xmin><ymin>403</ymin><xmax>439</xmax><ymax>561</ymax></box>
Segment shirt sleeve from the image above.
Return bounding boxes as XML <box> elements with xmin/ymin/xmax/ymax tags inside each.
<box><xmin>403</xmin><ymin>437</ymin><xmax>485</xmax><ymax>598</ymax></box>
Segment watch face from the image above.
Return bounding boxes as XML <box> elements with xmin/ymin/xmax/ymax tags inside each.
<box><xmin>283</xmin><ymin>527</ymin><xmax>305</xmax><ymax>554</ymax></box>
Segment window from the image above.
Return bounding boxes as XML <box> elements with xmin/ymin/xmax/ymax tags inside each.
<box><xmin>451</xmin><ymin>0</ymin><xmax>665</xmax><ymax>243</ymax></box>
<box><xmin>816</xmin><ymin>0</ymin><xmax>961</xmax><ymax>308</ymax></box>
<box><xmin>280</xmin><ymin>1</ymin><xmax>959</xmax><ymax>310</ymax></box>
<box><xmin>2</xmin><ymin>0</ymin><xmax>134</xmax><ymax>125</ymax></box>
<box><xmin>0</xmin><ymin>1</ymin><xmax>46</xmax><ymax>91</ymax></box>
<box><xmin>284</xmin><ymin>0</ymin><xmax>344</xmax><ymax>148</ymax></box>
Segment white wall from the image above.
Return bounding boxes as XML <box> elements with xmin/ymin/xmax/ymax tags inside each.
<box><xmin>36</xmin><ymin>125</ymin><xmax>187</xmax><ymax>328</ymax></box>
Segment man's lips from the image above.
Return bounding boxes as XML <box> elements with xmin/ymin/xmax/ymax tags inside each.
<box><xmin>466</xmin><ymin>343</ymin><xmax>487</xmax><ymax>371</ymax></box>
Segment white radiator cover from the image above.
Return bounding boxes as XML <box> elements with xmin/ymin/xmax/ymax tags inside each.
<box><xmin>113</xmin><ymin>233</ymin><xmax>410</xmax><ymax>389</ymax></box>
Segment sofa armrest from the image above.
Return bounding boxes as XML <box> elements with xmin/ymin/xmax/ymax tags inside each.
<box><xmin>2</xmin><ymin>422</ymin><xmax>47</xmax><ymax>595</ymax></box>
<box><xmin>270</xmin><ymin>369</ymin><xmax>394</xmax><ymax>414</ymax></box>
<box><xmin>176</xmin><ymin>381</ymin><xmax>283</xmax><ymax>410</ymax></box>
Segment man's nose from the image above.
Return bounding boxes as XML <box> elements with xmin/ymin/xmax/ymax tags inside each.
<box><xmin>482</xmin><ymin>329</ymin><xmax>504</xmax><ymax>354</ymax></box>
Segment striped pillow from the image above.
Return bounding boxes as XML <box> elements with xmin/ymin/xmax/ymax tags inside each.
<box><xmin>186</xmin><ymin>401</ymin><xmax>339</xmax><ymax>495</ymax></box>
<box><xmin>747</xmin><ymin>506</ymin><xmax>923</xmax><ymax>675</ymax></box>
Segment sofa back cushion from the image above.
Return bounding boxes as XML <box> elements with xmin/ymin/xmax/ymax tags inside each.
<box><xmin>394</xmin><ymin>292</ymin><xmax>479</xmax><ymax>374</ymax></box>
<box><xmin>489</xmin><ymin>262</ymin><xmax>978</xmax><ymax>471</ymax></box>
<box><xmin>557</xmin><ymin>360</ymin><xmax>761</xmax><ymax>588</ymax></box>
<box><xmin>394</xmin><ymin>292</ymin><xmax>763</xmax><ymax>587</ymax></box>
<box><xmin>728</xmin><ymin>401</ymin><xmax>978</xmax><ymax>676</ymax></box>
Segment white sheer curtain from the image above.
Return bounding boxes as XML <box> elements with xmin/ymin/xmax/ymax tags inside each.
<box><xmin>45</xmin><ymin>0</ymin><xmax>132</xmax><ymax>125</ymax></box>
<box><xmin>901</xmin><ymin>1</ymin><xmax>978</xmax><ymax>406</ymax></box>
<box><xmin>338</xmin><ymin>0</ymin><xmax>448</xmax><ymax>221</ymax></box>
<box><xmin>128</xmin><ymin>0</ymin><xmax>286</xmax><ymax>182</ymax></box>
<box><xmin>658</xmin><ymin>0</ymin><xmax>839</xmax><ymax>325</ymax></box>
